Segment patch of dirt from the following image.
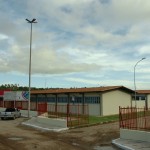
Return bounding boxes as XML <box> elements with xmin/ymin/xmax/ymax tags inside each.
<box><xmin>0</xmin><ymin>117</ymin><xmax>120</xmax><ymax>150</ymax></box>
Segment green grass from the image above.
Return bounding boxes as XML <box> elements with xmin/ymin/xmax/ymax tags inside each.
<box><xmin>89</xmin><ymin>114</ymin><xmax>119</xmax><ymax>124</ymax></box>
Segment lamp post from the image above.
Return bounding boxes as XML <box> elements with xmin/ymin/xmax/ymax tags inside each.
<box><xmin>26</xmin><ymin>18</ymin><xmax>37</xmax><ymax>118</ymax></box>
<box><xmin>134</xmin><ymin>57</ymin><xmax>146</xmax><ymax>107</ymax></box>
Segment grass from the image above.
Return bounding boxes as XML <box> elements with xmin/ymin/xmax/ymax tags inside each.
<box><xmin>46</xmin><ymin>111</ymin><xmax>119</xmax><ymax>126</ymax></box>
<box><xmin>89</xmin><ymin>114</ymin><xmax>119</xmax><ymax>124</ymax></box>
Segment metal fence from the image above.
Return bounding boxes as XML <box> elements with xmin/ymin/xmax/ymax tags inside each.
<box><xmin>0</xmin><ymin>101</ymin><xmax>89</xmax><ymax>127</ymax></box>
<box><xmin>119</xmin><ymin>106</ymin><xmax>150</xmax><ymax>131</ymax></box>
<box><xmin>67</xmin><ymin>104</ymin><xmax>89</xmax><ymax>127</ymax></box>
<box><xmin>38</xmin><ymin>103</ymin><xmax>89</xmax><ymax>127</ymax></box>
<box><xmin>0</xmin><ymin>100</ymin><xmax>3</xmax><ymax>107</ymax></box>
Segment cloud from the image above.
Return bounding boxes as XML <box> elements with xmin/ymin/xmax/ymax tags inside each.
<box><xmin>0</xmin><ymin>43</ymin><xmax>101</xmax><ymax>75</ymax></box>
<box><xmin>0</xmin><ymin>0</ymin><xmax>150</xmax><ymax>88</ymax></box>
<box><xmin>137</xmin><ymin>45</ymin><xmax>150</xmax><ymax>55</ymax></box>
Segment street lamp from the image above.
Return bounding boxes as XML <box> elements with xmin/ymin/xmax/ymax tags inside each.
<box><xmin>134</xmin><ymin>57</ymin><xmax>146</xmax><ymax>107</ymax></box>
<box><xmin>26</xmin><ymin>18</ymin><xmax>37</xmax><ymax>118</ymax></box>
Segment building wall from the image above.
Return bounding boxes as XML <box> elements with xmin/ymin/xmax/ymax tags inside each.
<box><xmin>89</xmin><ymin>104</ymin><xmax>101</xmax><ymax>116</ymax></box>
<box><xmin>84</xmin><ymin>93</ymin><xmax>101</xmax><ymax>116</ymax></box>
<box><xmin>32</xmin><ymin>93</ymin><xmax>101</xmax><ymax>116</ymax></box>
<box><xmin>102</xmin><ymin>90</ymin><xmax>131</xmax><ymax>116</ymax></box>
<box><xmin>32</xmin><ymin>90</ymin><xmax>135</xmax><ymax>116</ymax></box>
<box><xmin>131</xmin><ymin>100</ymin><xmax>146</xmax><ymax>108</ymax></box>
<box><xmin>147</xmin><ymin>94</ymin><xmax>150</xmax><ymax>108</ymax></box>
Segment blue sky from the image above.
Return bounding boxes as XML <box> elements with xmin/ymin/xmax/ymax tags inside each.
<box><xmin>0</xmin><ymin>0</ymin><xmax>150</xmax><ymax>90</ymax></box>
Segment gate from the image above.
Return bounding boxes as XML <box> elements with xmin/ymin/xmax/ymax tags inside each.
<box><xmin>67</xmin><ymin>104</ymin><xmax>89</xmax><ymax>127</ymax></box>
<box><xmin>4</xmin><ymin>101</ymin><xmax>14</xmax><ymax>108</ymax></box>
<box><xmin>1</xmin><ymin>101</ymin><xmax>89</xmax><ymax>128</ymax></box>
<box><xmin>38</xmin><ymin>102</ymin><xmax>47</xmax><ymax>116</ymax></box>
<box><xmin>119</xmin><ymin>106</ymin><xmax>150</xmax><ymax>131</ymax></box>
<box><xmin>38</xmin><ymin>103</ymin><xmax>89</xmax><ymax>127</ymax></box>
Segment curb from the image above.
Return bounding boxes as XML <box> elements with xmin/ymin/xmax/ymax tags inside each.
<box><xmin>112</xmin><ymin>138</ymin><xmax>134</xmax><ymax>150</ymax></box>
<box><xmin>22</xmin><ymin>122</ymin><xmax>68</xmax><ymax>132</ymax></box>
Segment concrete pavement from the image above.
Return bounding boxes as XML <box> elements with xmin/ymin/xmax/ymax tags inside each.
<box><xmin>22</xmin><ymin>116</ymin><xmax>69</xmax><ymax>132</ymax></box>
<box><xmin>112</xmin><ymin>138</ymin><xmax>150</xmax><ymax>150</ymax></box>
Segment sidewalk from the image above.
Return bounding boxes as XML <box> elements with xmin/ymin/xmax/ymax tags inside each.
<box><xmin>112</xmin><ymin>138</ymin><xmax>150</xmax><ymax>150</ymax></box>
<box><xmin>22</xmin><ymin>117</ymin><xmax>69</xmax><ymax>132</ymax></box>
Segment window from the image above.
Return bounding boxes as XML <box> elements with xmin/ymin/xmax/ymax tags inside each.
<box><xmin>47</xmin><ymin>97</ymin><xmax>56</xmax><ymax>103</ymax></box>
<box><xmin>85</xmin><ymin>96</ymin><xmax>100</xmax><ymax>104</ymax></box>
<box><xmin>37</xmin><ymin>97</ymin><xmax>46</xmax><ymax>102</ymax></box>
<box><xmin>31</xmin><ymin>97</ymin><xmax>37</xmax><ymax>102</ymax></box>
<box><xmin>132</xmin><ymin>95</ymin><xmax>146</xmax><ymax>101</ymax></box>
<box><xmin>58</xmin><ymin>97</ymin><xmax>68</xmax><ymax>103</ymax></box>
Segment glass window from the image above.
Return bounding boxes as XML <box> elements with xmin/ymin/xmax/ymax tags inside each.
<box><xmin>58</xmin><ymin>97</ymin><xmax>68</xmax><ymax>103</ymax></box>
<box><xmin>37</xmin><ymin>97</ymin><xmax>45</xmax><ymax>102</ymax></box>
<box><xmin>47</xmin><ymin>97</ymin><xmax>56</xmax><ymax>103</ymax></box>
<box><xmin>70</xmin><ymin>97</ymin><xmax>82</xmax><ymax>103</ymax></box>
<box><xmin>132</xmin><ymin>95</ymin><xmax>146</xmax><ymax>101</ymax></box>
<box><xmin>31</xmin><ymin>97</ymin><xmax>37</xmax><ymax>102</ymax></box>
<box><xmin>85</xmin><ymin>96</ymin><xmax>100</xmax><ymax>104</ymax></box>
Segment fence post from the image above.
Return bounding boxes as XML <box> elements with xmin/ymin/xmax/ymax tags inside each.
<box><xmin>67</xmin><ymin>104</ymin><xmax>69</xmax><ymax>127</ymax></box>
<box><xmin>119</xmin><ymin>106</ymin><xmax>121</xmax><ymax>128</ymax></box>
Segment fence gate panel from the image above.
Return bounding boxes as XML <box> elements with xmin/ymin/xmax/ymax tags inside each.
<box><xmin>67</xmin><ymin>104</ymin><xmax>89</xmax><ymax>127</ymax></box>
<box><xmin>119</xmin><ymin>106</ymin><xmax>150</xmax><ymax>131</ymax></box>
<box><xmin>38</xmin><ymin>103</ymin><xmax>47</xmax><ymax>116</ymax></box>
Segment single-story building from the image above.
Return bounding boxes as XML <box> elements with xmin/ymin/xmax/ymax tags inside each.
<box><xmin>136</xmin><ymin>90</ymin><xmax>150</xmax><ymax>109</ymax></box>
<box><xmin>0</xmin><ymin>90</ymin><xmax>11</xmax><ymax>107</ymax></box>
<box><xmin>1</xmin><ymin>86</ymin><xmax>149</xmax><ymax>116</ymax></box>
<box><xmin>31</xmin><ymin>86</ymin><xmax>134</xmax><ymax>116</ymax></box>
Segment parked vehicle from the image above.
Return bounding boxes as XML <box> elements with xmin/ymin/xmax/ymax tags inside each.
<box><xmin>0</xmin><ymin>108</ymin><xmax>21</xmax><ymax>120</ymax></box>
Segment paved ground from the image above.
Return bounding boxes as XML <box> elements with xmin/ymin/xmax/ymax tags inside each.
<box><xmin>0</xmin><ymin>117</ymin><xmax>120</xmax><ymax>150</ymax></box>
<box><xmin>112</xmin><ymin>138</ymin><xmax>150</xmax><ymax>150</ymax></box>
<box><xmin>23</xmin><ymin>117</ymin><xmax>150</xmax><ymax>150</ymax></box>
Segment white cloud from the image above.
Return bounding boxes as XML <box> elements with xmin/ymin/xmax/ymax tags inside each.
<box><xmin>0</xmin><ymin>0</ymin><xmax>150</xmax><ymax>88</ymax></box>
<box><xmin>137</xmin><ymin>45</ymin><xmax>150</xmax><ymax>55</ymax></box>
<box><xmin>0</xmin><ymin>34</ymin><xmax>8</xmax><ymax>40</ymax></box>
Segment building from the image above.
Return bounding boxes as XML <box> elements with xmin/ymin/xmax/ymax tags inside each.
<box><xmin>0</xmin><ymin>90</ymin><xmax>11</xmax><ymax>107</ymax></box>
<box><xmin>31</xmin><ymin>86</ymin><xmax>134</xmax><ymax>116</ymax></box>
<box><xmin>136</xmin><ymin>90</ymin><xmax>150</xmax><ymax>109</ymax></box>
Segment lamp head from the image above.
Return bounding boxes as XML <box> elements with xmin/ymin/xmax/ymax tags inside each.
<box><xmin>26</xmin><ymin>18</ymin><xmax>37</xmax><ymax>23</ymax></box>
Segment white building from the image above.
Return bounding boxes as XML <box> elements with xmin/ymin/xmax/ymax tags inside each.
<box><xmin>31</xmin><ymin>86</ymin><xmax>134</xmax><ymax>116</ymax></box>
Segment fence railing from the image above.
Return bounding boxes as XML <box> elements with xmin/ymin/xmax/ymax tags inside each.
<box><xmin>38</xmin><ymin>103</ymin><xmax>89</xmax><ymax>127</ymax></box>
<box><xmin>0</xmin><ymin>100</ymin><xmax>89</xmax><ymax>127</ymax></box>
<box><xmin>119</xmin><ymin>106</ymin><xmax>150</xmax><ymax>131</ymax></box>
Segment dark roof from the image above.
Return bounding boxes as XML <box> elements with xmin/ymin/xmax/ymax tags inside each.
<box><xmin>136</xmin><ymin>90</ymin><xmax>150</xmax><ymax>94</ymax></box>
<box><xmin>31</xmin><ymin>86</ymin><xmax>134</xmax><ymax>94</ymax></box>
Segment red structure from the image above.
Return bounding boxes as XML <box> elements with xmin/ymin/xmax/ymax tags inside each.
<box><xmin>119</xmin><ymin>106</ymin><xmax>150</xmax><ymax>131</ymax></box>
<box><xmin>0</xmin><ymin>90</ymin><xmax>11</xmax><ymax>107</ymax></box>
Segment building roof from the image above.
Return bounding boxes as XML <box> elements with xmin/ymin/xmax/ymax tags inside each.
<box><xmin>31</xmin><ymin>86</ymin><xmax>134</xmax><ymax>94</ymax></box>
<box><xmin>136</xmin><ymin>90</ymin><xmax>150</xmax><ymax>94</ymax></box>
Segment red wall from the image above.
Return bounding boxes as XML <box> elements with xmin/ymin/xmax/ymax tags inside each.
<box><xmin>0</xmin><ymin>90</ymin><xmax>11</xmax><ymax>96</ymax></box>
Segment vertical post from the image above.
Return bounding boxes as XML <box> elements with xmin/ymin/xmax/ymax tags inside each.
<box><xmin>82</xmin><ymin>93</ymin><xmax>85</xmax><ymax>114</ymax></box>
<box><xmin>28</xmin><ymin>22</ymin><xmax>32</xmax><ymax>118</ymax></box>
<box><xmin>67</xmin><ymin>103</ymin><xmax>69</xmax><ymax>127</ymax></box>
<box><xmin>26</xmin><ymin>18</ymin><xmax>37</xmax><ymax>118</ymax></box>
<box><xmin>134</xmin><ymin>58</ymin><xmax>146</xmax><ymax>108</ymax></box>
<box><xmin>119</xmin><ymin>106</ymin><xmax>121</xmax><ymax>128</ymax></box>
<box><xmin>55</xmin><ymin>94</ymin><xmax>58</xmax><ymax>115</ymax></box>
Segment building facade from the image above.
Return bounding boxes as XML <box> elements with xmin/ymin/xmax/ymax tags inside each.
<box><xmin>1</xmin><ymin>86</ymin><xmax>149</xmax><ymax>116</ymax></box>
<box><xmin>31</xmin><ymin>86</ymin><xmax>134</xmax><ymax>116</ymax></box>
<box><xmin>136</xmin><ymin>90</ymin><xmax>150</xmax><ymax>109</ymax></box>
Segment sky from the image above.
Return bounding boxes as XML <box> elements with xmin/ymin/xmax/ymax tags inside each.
<box><xmin>0</xmin><ymin>0</ymin><xmax>150</xmax><ymax>90</ymax></box>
